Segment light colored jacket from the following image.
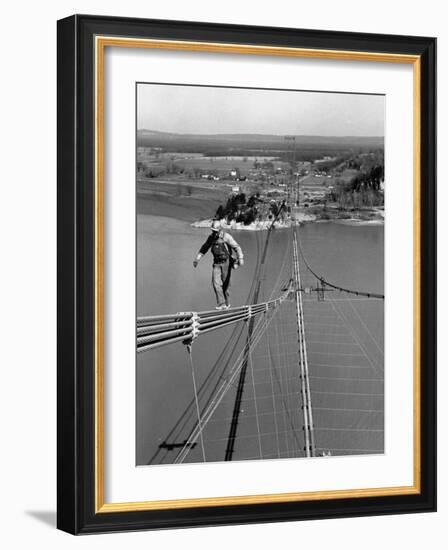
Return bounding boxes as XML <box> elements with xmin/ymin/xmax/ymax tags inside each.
<box><xmin>196</xmin><ymin>230</ymin><xmax>244</xmax><ymax>263</ymax></box>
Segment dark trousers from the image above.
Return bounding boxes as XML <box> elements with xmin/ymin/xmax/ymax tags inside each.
<box><xmin>212</xmin><ymin>260</ymin><xmax>232</xmax><ymax>306</ymax></box>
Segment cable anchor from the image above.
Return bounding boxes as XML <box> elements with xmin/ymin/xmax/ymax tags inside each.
<box><xmin>183</xmin><ymin>312</ymin><xmax>199</xmax><ymax>348</ymax></box>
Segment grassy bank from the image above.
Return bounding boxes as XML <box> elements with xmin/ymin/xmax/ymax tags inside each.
<box><xmin>137</xmin><ymin>179</ymin><xmax>227</xmax><ymax>222</ymax></box>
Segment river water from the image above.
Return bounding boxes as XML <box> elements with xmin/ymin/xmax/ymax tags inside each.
<box><xmin>136</xmin><ymin>208</ymin><xmax>384</xmax><ymax>465</ymax></box>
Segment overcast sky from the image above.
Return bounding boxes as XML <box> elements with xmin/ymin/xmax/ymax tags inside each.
<box><xmin>137</xmin><ymin>84</ymin><xmax>384</xmax><ymax>137</ymax></box>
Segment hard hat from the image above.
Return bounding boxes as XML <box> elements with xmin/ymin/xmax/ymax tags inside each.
<box><xmin>211</xmin><ymin>220</ymin><xmax>221</xmax><ymax>232</ymax></box>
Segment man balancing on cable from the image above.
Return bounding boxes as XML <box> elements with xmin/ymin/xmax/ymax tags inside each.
<box><xmin>193</xmin><ymin>220</ymin><xmax>244</xmax><ymax>310</ymax></box>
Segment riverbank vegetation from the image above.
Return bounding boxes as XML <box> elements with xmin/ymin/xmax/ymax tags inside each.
<box><xmin>214</xmin><ymin>192</ymin><xmax>286</xmax><ymax>226</ymax></box>
<box><xmin>329</xmin><ymin>159</ymin><xmax>384</xmax><ymax>209</ymax></box>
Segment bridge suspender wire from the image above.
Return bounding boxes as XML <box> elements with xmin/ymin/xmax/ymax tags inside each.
<box><xmin>224</xmin><ymin>202</ymin><xmax>289</xmax><ymax>461</ymax></box>
<box><xmin>249</xmin><ymin>350</ymin><xmax>263</xmax><ymax>459</ymax></box>
<box><xmin>185</xmin><ymin>345</ymin><xmax>206</xmax><ymax>462</ymax></box>
<box><xmin>269</xmin><ymin>308</ymin><xmax>304</xmax><ymax>457</ymax></box>
<box><xmin>225</xmin><ymin>225</ymin><xmax>273</xmax><ymax>460</ymax></box>
<box><xmin>327</xmin><ymin>294</ymin><xmax>383</xmax><ymax>378</ymax></box>
<box><xmin>296</xmin><ymin>235</ymin><xmax>384</xmax><ymax>300</ymax></box>
<box><xmin>265</xmin><ymin>315</ymin><xmax>281</xmax><ymax>459</ymax></box>
<box><xmin>173</xmin><ymin>306</ymin><xmax>282</xmax><ymax>464</ymax></box>
<box><xmin>347</xmin><ymin>298</ymin><xmax>384</xmax><ymax>360</ymax></box>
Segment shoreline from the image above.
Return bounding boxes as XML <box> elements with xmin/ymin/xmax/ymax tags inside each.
<box><xmin>192</xmin><ymin>211</ymin><xmax>384</xmax><ymax>231</ymax></box>
<box><xmin>137</xmin><ymin>179</ymin><xmax>384</xmax><ymax>229</ymax></box>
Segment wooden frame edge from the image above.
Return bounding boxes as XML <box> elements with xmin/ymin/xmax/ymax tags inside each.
<box><xmin>93</xmin><ymin>35</ymin><xmax>422</xmax><ymax>514</ymax></box>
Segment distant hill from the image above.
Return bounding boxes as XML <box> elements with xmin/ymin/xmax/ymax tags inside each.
<box><xmin>137</xmin><ymin>129</ymin><xmax>384</xmax><ymax>158</ymax></box>
<box><xmin>137</xmin><ymin>129</ymin><xmax>384</xmax><ymax>161</ymax></box>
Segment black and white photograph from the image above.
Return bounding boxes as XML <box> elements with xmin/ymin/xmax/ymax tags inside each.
<box><xmin>136</xmin><ymin>83</ymin><xmax>385</xmax><ymax>466</ymax></box>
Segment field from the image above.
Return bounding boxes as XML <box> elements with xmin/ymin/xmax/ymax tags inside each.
<box><xmin>137</xmin><ymin>129</ymin><xmax>384</xmax><ymax>159</ymax></box>
<box><xmin>136</xmin><ymin>130</ymin><xmax>385</xmax><ymax>220</ymax></box>
<box><xmin>137</xmin><ymin>152</ymin><xmax>289</xmax><ymax>177</ymax></box>
<box><xmin>137</xmin><ymin>178</ymin><xmax>228</xmax><ymax>222</ymax></box>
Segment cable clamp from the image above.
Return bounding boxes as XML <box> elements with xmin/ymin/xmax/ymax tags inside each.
<box><xmin>191</xmin><ymin>312</ymin><xmax>200</xmax><ymax>341</ymax></box>
<box><xmin>182</xmin><ymin>312</ymin><xmax>199</xmax><ymax>348</ymax></box>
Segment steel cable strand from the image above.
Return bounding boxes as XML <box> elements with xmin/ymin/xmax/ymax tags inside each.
<box><xmin>251</xmin><ymin>226</ymin><xmax>293</xmax><ymax>460</ymax></box>
<box><xmin>274</xmin><ymin>301</ymin><xmax>290</xmax><ymax>456</ymax></box>
<box><xmin>147</xmin><ymin>237</ymin><xmax>264</xmax><ymax>465</ymax></box>
<box><xmin>270</xmin><ymin>307</ymin><xmax>303</xmax><ymax>455</ymax></box>
<box><xmin>186</xmin><ymin>346</ymin><xmax>206</xmax><ymax>462</ymax></box>
<box><xmin>347</xmin><ymin>298</ymin><xmax>384</xmax><ymax>359</ymax></box>
<box><xmin>224</xmin><ymin>221</ymin><xmax>276</xmax><ymax>461</ymax></box>
<box><xmin>145</xmin><ymin>219</ymin><xmax>290</xmax><ymax>464</ymax></box>
<box><xmin>137</xmin><ymin>294</ymin><xmax>289</xmax><ymax>351</ymax></box>
<box><xmin>295</xmin><ymin>227</ymin><xmax>316</xmax><ymax>452</ymax></box>
<box><xmin>293</xmin><ymin>232</ymin><xmax>311</xmax><ymax>456</ymax></box>
<box><xmin>249</xmin><ymin>349</ymin><xmax>263</xmax><ymax>459</ymax></box>
<box><xmin>265</xmin><ymin>313</ymin><xmax>282</xmax><ymax>458</ymax></box>
<box><xmin>173</xmin><ymin>306</ymin><xmax>285</xmax><ymax>464</ymax></box>
<box><xmin>138</xmin><ymin>206</ymin><xmax>282</xmax><ymax>352</ymax></box>
<box><xmin>190</xmin><ymin>290</ymin><xmax>291</xmax><ymax>463</ymax></box>
<box><xmin>149</xmin><ymin>276</ymin><xmax>287</xmax><ymax>463</ymax></box>
<box><xmin>173</xmin><ymin>233</ymin><xmax>266</xmax><ymax>462</ymax></box>
<box><xmin>174</xmin><ymin>316</ymin><xmax>269</xmax><ymax>464</ymax></box>
<box><xmin>267</xmin><ymin>229</ymin><xmax>293</xmax><ymax>302</ymax></box>
<box><xmin>296</xmin><ymin>233</ymin><xmax>384</xmax><ymax>300</ymax></box>
<box><xmin>146</xmin><ymin>320</ymin><xmax>245</xmax><ymax>465</ymax></box>
<box><xmin>327</xmin><ymin>292</ymin><xmax>384</xmax><ymax>379</ymax></box>
<box><xmin>295</xmin><ymin>231</ymin><xmax>316</xmax><ymax>456</ymax></box>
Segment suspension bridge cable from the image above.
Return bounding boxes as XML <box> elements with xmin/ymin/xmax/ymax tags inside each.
<box><xmin>347</xmin><ymin>298</ymin><xmax>384</xmax><ymax>359</ymax></box>
<box><xmin>327</xmin><ymin>292</ymin><xmax>383</xmax><ymax>378</ymax></box>
<box><xmin>145</xmin><ymin>228</ymin><xmax>282</xmax><ymax>465</ymax></box>
<box><xmin>186</xmin><ymin>346</ymin><xmax>206</xmax><ymax>462</ymax></box>
<box><xmin>137</xmin><ymin>295</ymin><xmax>289</xmax><ymax>353</ymax></box>
<box><xmin>249</xmin><ymin>350</ymin><xmax>263</xmax><ymax>459</ymax></box>
<box><xmin>224</xmin><ymin>208</ymin><xmax>284</xmax><ymax>461</ymax></box>
<box><xmin>296</xmin><ymin>234</ymin><xmax>384</xmax><ymax>300</ymax></box>
<box><xmin>293</xmin><ymin>227</ymin><xmax>316</xmax><ymax>456</ymax></box>
<box><xmin>265</xmin><ymin>314</ymin><xmax>281</xmax><ymax>459</ymax></box>
<box><xmin>274</xmin><ymin>299</ymin><xmax>291</xmax><ymax>456</ymax></box>
<box><xmin>147</xmin><ymin>235</ymin><xmax>264</xmax><ymax>465</ymax></box>
<box><xmin>175</xmin><ymin>310</ymin><xmax>273</xmax><ymax>463</ymax></box>
<box><xmin>146</xmin><ymin>318</ymin><xmax>249</xmax><ymax>465</ymax></box>
<box><xmin>292</xmin><ymin>229</ymin><xmax>311</xmax><ymax>457</ymax></box>
<box><xmin>174</xmin><ymin>306</ymin><xmax>283</xmax><ymax>464</ymax></box>
<box><xmin>142</xmin><ymin>206</ymin><xmax>383</xmax><ymax>462</ymax></box>
<box><xmin>257</xmin><ymin>229</ymin><xmax>295</xmax><ymax>457</ymax></box>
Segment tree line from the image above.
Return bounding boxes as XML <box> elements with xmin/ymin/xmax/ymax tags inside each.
<box><xmin>329</xmin><ymin>163</ymin><xmax>385</xmax><ymax>208</ymax></box>
<box><xmin>214</xmin><ymin>193</ymin><xmax>282</xmax><ymax>225</ymax></box>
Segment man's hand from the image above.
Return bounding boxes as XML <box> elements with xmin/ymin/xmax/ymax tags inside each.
<box><xmin>193</xmin><ymin>260</ymin><xmax>199</xmax><ymax>268</ymax></box>
<box><xmin>239</xmin><ymin>259</ymin><xmax>244</xmax><ymax>267</ymax></box>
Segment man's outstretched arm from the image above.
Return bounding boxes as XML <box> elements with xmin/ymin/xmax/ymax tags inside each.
<box><xmin>193</xmin><ymin>235</ymin><xmax>212</xmax><ymax>267</ymax></box>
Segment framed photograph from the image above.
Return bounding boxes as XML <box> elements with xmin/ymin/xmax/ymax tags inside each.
<box><xmin>57</xmin><ymin>15</ymin><xmax>436</xmax><ymax>534</ymax></box>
